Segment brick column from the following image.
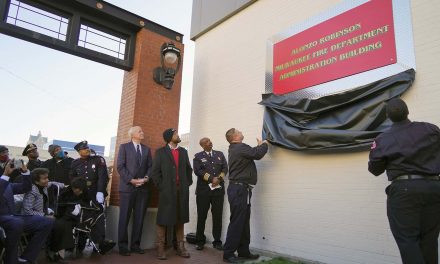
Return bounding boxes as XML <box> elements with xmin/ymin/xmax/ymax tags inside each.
<box><xmin>110</xmin><ymin>28</ymin><xmax>184</xmax><ymax>206</ymax></box>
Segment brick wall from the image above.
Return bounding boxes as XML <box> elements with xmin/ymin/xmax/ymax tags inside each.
<box><xmin>110</xmin><ymin>28</ymin><xmax>184</xmax><ymax>206</ymax></box>
<box><xmin>187</xmin><ymin>0</ymin><xmax>440</xmax><ymax>263</ymax></box>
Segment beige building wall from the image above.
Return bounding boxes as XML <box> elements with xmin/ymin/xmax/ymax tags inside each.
<box><xmin>187</xmin><ymin>0</ymin><xmax>440</xmax><ymax>263</ymax></box>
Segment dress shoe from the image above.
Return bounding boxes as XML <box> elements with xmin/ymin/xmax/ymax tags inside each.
<box><xmin>131</xmin><ymin>247</ymin><xmax>146</xmax><ymax>254</ymax></box>
<box><xmin>99</xmin><ymin>240</ymin><xmax>116</xmax><ymax>255</ymax></box>
<box><xmin>223</xmin><ymin>256</ymin><xmax>241</xmax><ymax>263</ymax></box>
<box><xmin>196</xmin><ymin>244</ymin><xmax>204</xmax><ymax>250</ymax></box>
<box><xmin>18</xmin><ymin>258</ymin><xmax>32</xmax><ymax>264</ymax></box>
<box><xmin>119</xmin><ymin>248</ymin><xmax>131</xmax><ymax>256</ymax></box>
<box><xmin>238</xmin><ymin>253</ymin><xmax>260</xmax><ymax>260</ymax></box>
<box><xmin>213</xmin><ymin>243</ymin><xmax>223</xmax><ymax>250</ymax></box>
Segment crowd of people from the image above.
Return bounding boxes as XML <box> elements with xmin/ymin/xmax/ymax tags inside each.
<box><xmin>1</xmin><ymin>98</ymin><xmax>439</xmax><ymax>264</ymax></box>
<box><xmin>0</xmin><ymin>141</ymin><xmax>115</xmax><ymax>263</ymax></box>
<box><xmin>0</xmin><ymin>126</ymin><xmax>269</xmax><ymax>264</ymax></box>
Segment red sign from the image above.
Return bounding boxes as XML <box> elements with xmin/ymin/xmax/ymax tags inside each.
<box><xmin>273</xmin><ymin>0</ymin><xmax>397</xmax><ymax>95</ymax></box>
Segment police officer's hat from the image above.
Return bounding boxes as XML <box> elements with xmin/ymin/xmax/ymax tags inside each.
<box><xmin>22</xmin><ymin>143</ymin><xmax>37</xmax><ymax>156</ymax></box>
<box><xmin>0</xmin><ymin>145</ymin><xmax>8</xmax><ymax>153</ymax></box>
<box><xmin>74</xmin><ymin>140</ymin><xmax>89</xmax><ymax>151</ymax></box>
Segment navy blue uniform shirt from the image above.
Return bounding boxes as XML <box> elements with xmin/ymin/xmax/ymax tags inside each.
<box><xmin>369</xmin><ymin>119</ymin><xmax>440</xmax><ymax>180</ymax></box>
<box><xmin>228</xmin><ymin>142</ymin><xmax>268</xmax><ymax>185</ymax></box>
<box><xmin>193</xmin><ymin>150</ymin><xmax>228</xmax><ymax>196</ymax></box>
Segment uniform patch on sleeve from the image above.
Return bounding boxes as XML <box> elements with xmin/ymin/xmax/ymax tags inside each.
<box><xmin>371</xmin><ymin>141</ymin><xmax>377</xmax><ymax>149</ymax></box>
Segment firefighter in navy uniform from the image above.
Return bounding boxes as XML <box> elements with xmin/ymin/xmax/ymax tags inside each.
<box><xmin>69</xmin><ymin>140</ymin><xmax>115</xmax><ymax>254</ymax></box>
<box><xmin>368</xmin><ymin>98</ymin><xmax>440</xmax><ymax>264</ymax></box>
<box><xmin>193</xmin><ymin>137</ymin><xmax>228</xmax><ymax>251</ymax></box>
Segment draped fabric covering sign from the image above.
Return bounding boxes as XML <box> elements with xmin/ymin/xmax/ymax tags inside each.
<box><xmin>273</xmin><ymin>0</ymin><xmax>397</xmax><ymax>95</ymax></box>
<box><xmin>260</xmin><ymin>70</ymin><xmax>415</xmax><ymax>151</ymax></box>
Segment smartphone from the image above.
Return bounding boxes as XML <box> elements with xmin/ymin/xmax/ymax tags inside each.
<box><xmin>11</xmin><ymin>159</ymin><xmax>23</xmax><ymax>169</ymax></box>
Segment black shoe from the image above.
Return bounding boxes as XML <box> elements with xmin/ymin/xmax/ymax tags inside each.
<box><xmin>195</xmin><ymin>244</ymin><xmax>204</xmax><ymax>250</ymax></box>
<box><xmin>18</xmin><ymin>258</ymin><xmax>32</xmax><ymax>264</ymax></box>
<box><xmin>213</xmin><ymin>243</ymin><xmax>223</xmax><ymax>250</ymax></box>
<box><xmin>238</xmin><ymin>253</ymin><xmax>260</xmax><ymax>260</ymax></box>
<box><xmin>99</xmin><ymin>240</ymin><xmax>116</xmax><ymax>255</ymax></box>
<box><xmin>130</xmin><ymin>247</ymin><xmax>146</xmax><ymax>254</ymax></box>
<box><xmin>223</xmin><ymin>256</ymin><xmax>241</xmax><ymax>263</ymax></box>
<box><xmin>119</xmin><ymin>248</ymin><xmax>131</xmax><ymax>256</ymax></box>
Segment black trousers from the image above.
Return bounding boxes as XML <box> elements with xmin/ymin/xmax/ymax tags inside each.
<box><xmin>50</xmin><ymin>218</ymin><xmax>74</xmax><ymax>251</ymax></box>
<box><xmin>223</xmin><ymin>183</ymin><xmax>252</xmax><ymax>259</ymax></box>
<box><xmin>91</xmin><ymin>210</ymin><xmax>105</xmax><ymax>245</ymax></box>
<box><xmin>118</xmin><ymin>190</ymin><xmax>150</xmax><ymax>250</ymax></box>
<box><xmin>387</xmin><ymin>180</ymin><xmax>440</xmax><ymax>264</ymax></box>
<box><xmin>195</xmin><ymin>193</ymin><xmax>224</xmax><ymax>245</ymax></box>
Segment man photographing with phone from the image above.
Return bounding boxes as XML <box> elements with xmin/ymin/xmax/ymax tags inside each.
<box><xmin>0</xmin><ymin>145</ymin><xmax>21</xmax><ymax>182</ymax></box>
<box><xmin>0</xmin><ymin>159</ymin><xmax>54</xmax><ymax>263</ymax></box>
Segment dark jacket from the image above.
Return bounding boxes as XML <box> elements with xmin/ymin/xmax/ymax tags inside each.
<box><xmin>0</xmin><ymin>172</ymin><xmax>32</xmax><ymax>215</ymax></box>
<box><xmin>27</xmin><ymin>159</ymin><xmax>42</xmax><ymax>171</ymax></box>
<box><xmin>57</xmin><ymin>188</ymin><xmax>90</xmax><ymax>221</ymax></box>
<box><xmin>117</xmin><ymin>142</ymin><xmax>152</xmax><ymax>193</ymax></box>
<box><xmin>42</xmin><ymin>157</ymin><xmax>74</xmax><ymax>185</ymax></box>
<box><xmin>228</xmin><ymin>142</ymin><xmax>268</xmax><ymax>185</ymax></box>
<box><xmin>193</xmin><ymin>150</ymin><xmax>228</xmax><ymax>196</ymax></box>
<box><xmin>69</xmin><ymin>156</ymin><xmax>107</xmax><ymax>200</ymax></box>
<box><xmin>369</xmin><ymin>120</ymin><xmax>440</xmax><ymax>180</ymax></box>
<box><xmin>151</xmin><ymin>145</ymin><xmax>193</xmax><ymax>225</ymax></box>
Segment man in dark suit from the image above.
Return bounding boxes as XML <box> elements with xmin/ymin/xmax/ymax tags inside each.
<box><xmin>152</xmin><ymin>128</ymin><xmax>193</xmax><ymax>260</ymax></box>
<box><xmin>0</xmin><ymin>160</ymin><xmax>53</xmax><ymax>263</ymax></box>
<box><xmin>193</xmin><ymin>137</ymin><xmax>227</xmax><ymax>251</ymax></box>
<box><xmin>117</xmin><ymin>126</ymin><xmax>153</xmax><ymax>256</ymax></box>
<box><xmin>223</xmin><ymin>128</ymin><xmax>268</xmax><ymax>263</ymax></box>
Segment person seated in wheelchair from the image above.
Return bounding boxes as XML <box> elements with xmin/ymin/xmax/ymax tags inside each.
<box><xmin>22</xmin><ymin>168</ymin><xmax>68</xmax><ymax>262</ymax></box>
<box><xmin>57</xmin><ymin>178</ymin><xmax>115</xmax><ymax>256</ymax></box>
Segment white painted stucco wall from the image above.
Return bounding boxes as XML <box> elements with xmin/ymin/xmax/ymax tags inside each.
<box><xmin>187</xmin><ymin>0</ymin><xmax>440</xmax><ymax>263</ymax></box>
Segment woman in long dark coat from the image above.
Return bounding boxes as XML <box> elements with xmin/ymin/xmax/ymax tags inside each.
<box><xmin>151</xmin><ymin>128</ymin><xmax>193</xmax><ymax>260</ymax></box>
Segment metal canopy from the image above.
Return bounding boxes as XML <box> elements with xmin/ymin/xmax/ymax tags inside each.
<box><xmin>0</xmin><ymin>0</ymin><xmax>183</xmax><ymax>70</ymax></box>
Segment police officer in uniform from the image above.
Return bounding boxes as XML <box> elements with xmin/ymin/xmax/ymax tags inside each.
<box><xmin>70</xmin><ymin>140</ymin><xmax>115</xmax><ymax>254</ymax></box>
<box><xmin>368</xmin><ymin>98</ymin><xmax>440</xmax><ymax>264</ymax></box>
<box><xmin>222</xmin><ymin>128</ymin><xmax>268</xmax><ymax>263</ymax></box>
<box><xmin>193</xmin><ymin>137</ymin><xmax>228</xmax><ymax>251</ymax></box>
<box><xmin>22</xmin><ymin>143</ymin><xmax>42</xmax><ymax>171</ymax></box>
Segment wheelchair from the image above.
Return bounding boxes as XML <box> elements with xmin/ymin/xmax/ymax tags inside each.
<box><xmin>71</xmin><ymin>202</ymin><xmax>104</xmax><ymax>258</ymax></box>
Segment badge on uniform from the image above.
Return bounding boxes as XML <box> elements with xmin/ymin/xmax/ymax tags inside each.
<box><xmin>92</xmin><ymin>164</ymin><xmax>96</xmax><ymax>169</ymax></box>
<box><xmin>201</xmin><ymin>158</ymin><xmax>207</xmax><ymax>163</ymax></box>
<box><xmin>87</xmin><ymin>181</ymin><xmax>92</xmax><ymax>186</ymax></box>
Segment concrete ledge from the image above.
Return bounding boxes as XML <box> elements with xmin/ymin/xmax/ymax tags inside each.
<box><xmin>105</xmin><ymin>205</ymin><xmax>158</xmax><ymax>249</ymax></box>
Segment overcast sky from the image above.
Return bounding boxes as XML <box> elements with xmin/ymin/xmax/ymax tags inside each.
<box><xmin>0</xmin><ymin>0</ymin><xmax>194</xmax><ymax>156</ymax></box>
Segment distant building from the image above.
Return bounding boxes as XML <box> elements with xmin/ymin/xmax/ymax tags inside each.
<box><xmin>180</xmin><ymin>133</ymin><xmax>189</xmax><ymax>150</ymax></box>
<box><xmin>27</xmin><ymin>131</ymin><xmax>48</xmax><ymax>149</ymax></box>
<box><xmin>45</xmin><ymin>139</ymin><xmax>105</xmax><ymax>160</ymax></box>
<box><xmin>109</xmin><ymin>136</ymin><xmax>116</xmax><ymax>159</ymax></box>
<box><xmin>3</xmin><ymin>145</ymin><xmax>52</xmax><ymax>162</ymax></box>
